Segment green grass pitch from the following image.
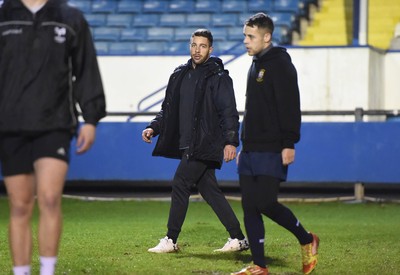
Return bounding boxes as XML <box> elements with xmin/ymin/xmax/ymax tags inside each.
<box><xmin>0</xmin><ymin>197</ymin><xmax>399</xmax><ymax>274</ymax></box>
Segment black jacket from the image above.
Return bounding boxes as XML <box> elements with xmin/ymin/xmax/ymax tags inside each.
<box><xmin>241</xmin><ymin>47</ymin><xmax>301</xmax><ymax>152</ymax></box>
<box><xmin>0</xmin><ymin>0</ymin><xmax>106</xmax><ymax>133</ymax></box>
<box><xmin>148</xmin><ymin>56</ymin><xmax>239</xmax><ymax>168</ymax></box>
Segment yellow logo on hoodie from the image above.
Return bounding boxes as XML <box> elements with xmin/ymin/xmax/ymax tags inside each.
<box><xmin>256</xmin><ymin>69</ymin><xmax>265</xmax><ymax>82</ymax></box>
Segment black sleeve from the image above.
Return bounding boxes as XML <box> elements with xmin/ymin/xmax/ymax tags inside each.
<box><xmin>212</xmin><ymin>72</ymin><xmax>240</xmax><ymax>147</ymax></box>
<box><xmin>272</xmin><ymin>56</ymin><xmax>301</xmax><ymax>148</ymax></box>
<box><xmin>71</xmin><ymin>13</ymin><xmax>106</xmax><ymax>125</ymax></box>
<box><xmin>148</xmin><ymin>109</ymin><xmax>164</xmax><ymax>137</ymax></box>
<box><xmin>147</xmin><ymin>74</ymin><xmax>175</xmax><ymax>136</ymax></box>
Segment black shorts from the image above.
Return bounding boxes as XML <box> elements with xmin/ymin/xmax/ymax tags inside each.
<box><xmin>0</xmin><ymin>131</ymin><xmax>72</xmax><ymax>177</ymax></box>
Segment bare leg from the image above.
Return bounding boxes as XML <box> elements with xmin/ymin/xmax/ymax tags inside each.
<box><xmin>4</xmin><ymin>174</ymin><xmax>35</xmax><ymax>266</ymax></box>
<box><xmin>34</xmin><ymin>157</ymin><xmax>68</xmax><ymax>257</ymax></box>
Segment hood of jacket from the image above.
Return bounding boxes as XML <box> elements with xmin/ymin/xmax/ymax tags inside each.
<box><xmin>185</xmin><ymin>55</ymin><xmax>226</xmax><ymax>72</ymax></box>
<box><xmin>254</xmin><ymin>46</ymin><xmax>292</xmax><ymax>63</ymax></box>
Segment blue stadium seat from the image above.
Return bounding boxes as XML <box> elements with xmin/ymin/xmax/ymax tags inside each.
<box><xmin>175</xmin><ymin>28</ymin><xmax>195</xmax><ymax>41</ymax></box>
<box><xmin>91</xmin><ymin>0</ymin><xmax>117</xmax><ymax>13</ymax></box>
<box><xmin>212</xmin><ymin>14</ymin><xmax>237</xmax><ymax>27</ymax></box>
<box><xmin>84</xmin><ymin>14</ymin><xmax>107</xmax><ymax>27</ymax></box>
<box><xmin>106</xmin><ymin>14</ymin><xmax>133</xmax><ymax>28</ymax></box>
<box><xmin>228</xmin><ymin>27</ymin><xmax>244</xmax><ymax>40</ymax></box>
<box><xmin>120</xmin><ymin>28</ymin><xmax>147</xmax><ymax>41</ymax></box>
<box><xmin>248</xmin><ymin>0</ymin><xmax>273</xmax><ymax>13</ymax></box>
<box><xmin>94</xmin><ymin>42</ymin><xmax>109</xmax><ymax>55</ymax></box>
<box><xmin>132</xmin><ymin>14</ymin><xmax>159</xmax><ymax>27</ymax></box>
<box><xmin>269</xmin><ymin>12</ymin><xmax>295</xmax><ymax>28</ymax></box>
<box><xmin>169</xmin><ymin>0</ymin><xmax>195</xmax><ymax>13</ymax></box>
<box><xmin>221</xmin><ymin>0</ymin><xmax>247</xmax><ymax>13</ymax></box>
<box><xmin>186</xmin><ymin>14</ymin><xmax>211</xmax><ymax>27</ymax></box>
<box><xmin>69</xmin><ymin>0</ymin><xmax>91</xmax><ymax>13</ymax></box>
<box><xmin>160</xmin><ymin>14</ymin><xmax>186</xmax><ymax>27</ymax></box>
<box><xmin>117</xmin><ymin>1</ymin><xmax>142</xmax><ymax>13</ymax></box>
<box><xmin>216</xmin><ymin>41</ymin><xmax>245</xmax><ymax>55</ymax></box>
<box><xmin>147</xmin><ymin>27</ymin><xmax>174</xmax><ymax>41</ymax></box>
<box><xmin>273</xmin><ymin>0</ymin><xmax>300</xmax><ymax>13</ymax></box>
<box><xmin>238</xmin><ymin>13</ymin><xmax>253</xmax><ymax>25</ymax></box>
<box><xmin>109</xmin><ymin>42</ymin><xmax>136</xmax><ymax>55</ymax></box>
<box><xmin>93</xmin><ymin>27</ymin><xmax>120</xmax><ymax>41</ymax></box>
<box><xmin>136</xmin><ymin>42</ymin><xmax>166</xmax><ymax>55</ymax></box>
<box><xmin>195</xmin><ymin>0</ymin><xmax>221</xmax><ymax>13</ymax></box>
<box><xmin>210</xmin><ymin>28</ymin><xmax>228</xmax><ymax>41</ymax></box>
<box><xmin>165</xmin><ymin>41</ymin><xmax>189</xmax><ymax>55</ymax></box>
<box><xmin>210</xmin><ymin>44</ymin><xmax>224</xmax><ymax>56</ymax></box>
<box><xmin>272</xmin><ymin>25</ymin><xmax>290</xmax><ymax>44</ymax></box>
<box><xmin>143</xmin><ymin>0</ymin><xmax>169</xmax><ymax>13</ymax></box>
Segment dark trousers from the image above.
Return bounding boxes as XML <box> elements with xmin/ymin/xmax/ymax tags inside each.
<box><xmin>239</xmin><ymin>174</ymin><xmax>311</xmax><ymax>267</ymax></box>
<box><xmin>166</xmin><ymin>157</ymin><xmax>243</xmax><ymax>242</ymax></box>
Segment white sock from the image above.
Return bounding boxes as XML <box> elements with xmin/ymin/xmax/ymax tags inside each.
<box><xmin>40</xmin><ymin>256</ymin><xmax>57</xmax><ymax>275</ymax></box>
<box><xmin>13</xmin><ymin>265</ymin><xmax>31</xmax><ymax>275</ymax></box>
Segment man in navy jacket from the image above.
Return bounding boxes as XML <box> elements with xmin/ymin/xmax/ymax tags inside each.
<box><xmin>142</xmin><ymin>29</ymin><xmax>248</xmax><ymax>254</ymax></box>
<box><xmin>232</xmin><ymin>13</ymin><xmax>319</xmax><ymax>275</ymax></box>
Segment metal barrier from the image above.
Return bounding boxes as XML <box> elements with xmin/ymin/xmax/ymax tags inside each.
<box><xmin>105</xmin><ymin>107</ymin><xmax>400</xmax><ymax>122</ymax></box>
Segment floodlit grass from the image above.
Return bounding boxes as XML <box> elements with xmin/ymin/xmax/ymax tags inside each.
<box><xmin>0</xmin><ymin>197</ymin><xmax>399</xmax><ymax>274</ymax></box>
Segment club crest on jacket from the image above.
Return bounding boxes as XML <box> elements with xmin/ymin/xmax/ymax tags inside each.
<box><xmin>54</xmin><ymin>27</ymin><xmax>66</xmax><ymax>43</ymax></box>
<box><xmin>256</xmin><ymin>69</ymin><xmax>265</xmax><ymax>82</ymax></box>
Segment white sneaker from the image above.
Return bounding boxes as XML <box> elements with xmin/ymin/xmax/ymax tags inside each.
<box><xmin>214</xmin><ymin>238</ymin><xmax>249</xmax><ymax>252</ymax></box>
<box><xmin>148</xmin><ymin>236</ymin><xmax>178</xmax><ymax>253</ymax></box>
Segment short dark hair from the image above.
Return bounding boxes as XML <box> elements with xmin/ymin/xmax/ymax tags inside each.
<box><xmin>191</xmin><ymin>29</ymin><xmax>213</xmax><ymax>47</ymax></box>
<box><xmin>245</xmin><ymin>13</ymin><xmax>274</xmax><ymax>34</ymax></box>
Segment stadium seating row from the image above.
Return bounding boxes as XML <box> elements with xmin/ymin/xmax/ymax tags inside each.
<box><xmin>85</xmin><ymin>12</ymin><xmax>296</xmax><ymax>29</ymax></box>
<box><xmin>70</xmin><ymin>0</ymin><xmax>306</xmax><ymax>15</ymax></box>
<box><xmin>95</xmin><ymin>41</ymin><xmax>244</xmax><ymax>56</ymax></box>
<box><xmin>92</xmin><ymin>25</ymin><xmax>289</xmax><ymax>43</ymax></box>
<box><xmin>68</xmin><ymin>0</ymin><xmax>310</xmax><ymax>55</ymax></box>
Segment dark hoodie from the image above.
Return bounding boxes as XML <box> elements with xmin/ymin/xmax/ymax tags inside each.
<box><xmin>0</xmin><ymin>0</ymin><xmax>106</xmax><ymax>133</ymax></box>
<box><xmin>148</xmin><ymin>56</ymin><xmax>240</xmax><ymax>168</ymax></box>
<box><xmin>241</xmin><ymin>46</ymin><xmax>301</xmax><ymax>152</ymax></box>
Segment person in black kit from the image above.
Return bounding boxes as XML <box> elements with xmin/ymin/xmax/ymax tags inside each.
<box><xmin>0</xmin><ymin>1</ymin><xmax>106</xmax><ymax>274</ymax></box>
<box><xmin>231</xmin><ymin>13</ymin><xmax>319</xmax><ymax>275</ymax></box>
<box><xmin>142</xmin><ymin>29</ymin><xmax>249</xmax><ymax>254</ymax></box>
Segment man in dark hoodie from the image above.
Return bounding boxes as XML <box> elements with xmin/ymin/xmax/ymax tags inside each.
<box><xmin>231</xmin><ymin>13</ymin><xmax>319</xmax><ymax>275</ymax></box>
<box><xmin>142</xmin><ymin>29</ymin><xmax>249</xmax><ymax>254</ymax></box>
<box><xmin>0</xmin><ymin>0</ymin><xmax>106</xmax><ymax>274</ymax></box>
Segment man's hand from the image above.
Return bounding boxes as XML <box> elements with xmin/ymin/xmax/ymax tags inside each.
<box><xmin>282</xmin><ymin>148</ymin><xmax>295</xmax><ymax>166</ymax></box>
<box><xmin>76</xmin><ymin>124</ymin><xmax>96</xmax><ymax>154</ymax></box>
<box><xmin>142</xmin><ymin>128</ymin><xmax>154</xmax><ymax>143</ymax></box>
<box><xmin>224</xmin><ymin>145</ymin><xmax>237</xmax><ymax>162</ymax></box>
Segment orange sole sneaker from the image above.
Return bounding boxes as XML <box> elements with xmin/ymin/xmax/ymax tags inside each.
<box><xmin>231</xmin><ymin>265</ymin><xmax>269</xmax><ymax>275</ymax></box>
<box><xmin>302</xmin><ymin>233</ymin><xmax>320</xmax><ymax>274</ymax></box>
